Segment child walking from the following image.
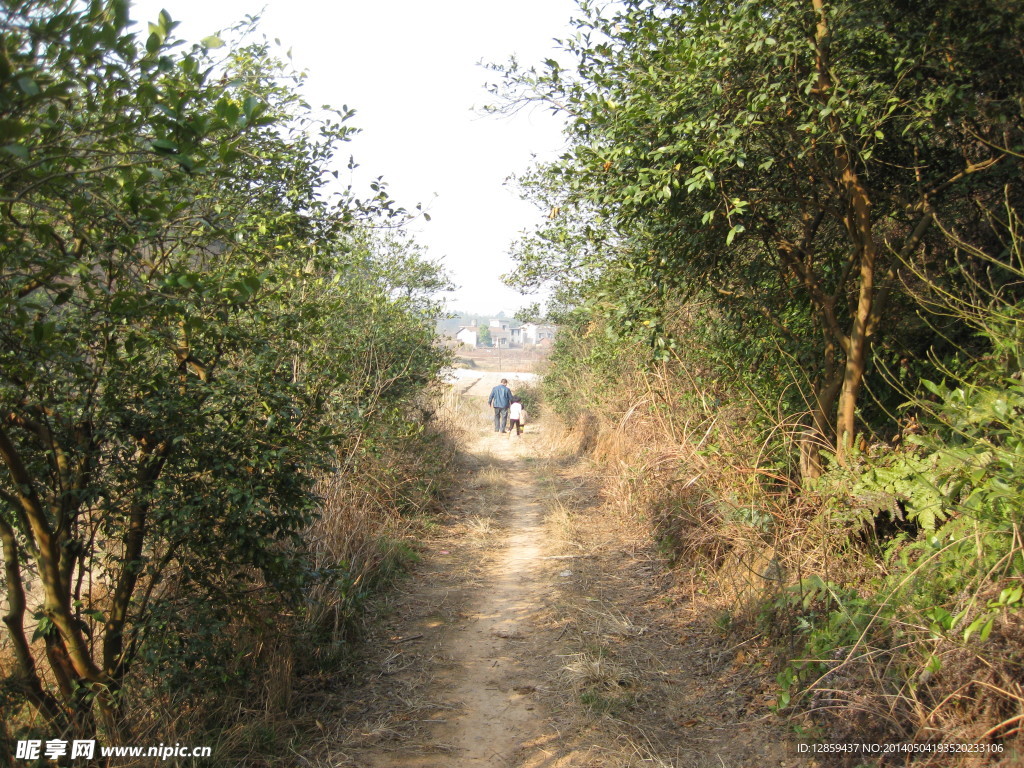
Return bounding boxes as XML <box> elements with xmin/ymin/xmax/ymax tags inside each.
<box><xmin>508</xmin><ymin>397</ymin><xmax>526</xmax><ymax>437</ymax></box>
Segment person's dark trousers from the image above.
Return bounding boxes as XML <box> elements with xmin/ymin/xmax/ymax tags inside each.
<box><xmin>493</xmin><ymin>407</ymin><xmax>509</xmax><ymax>432</ymax></box>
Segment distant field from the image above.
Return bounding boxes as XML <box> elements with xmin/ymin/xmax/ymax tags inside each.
<box><xmin>452</xmin><ymin>346</ymin><xmax>550</xmax><ymax>373</ymax></box>
<box><xmin>443</xmin><ymin>368</ymin><xmax>539</xmax><ymax>399</ymax></box>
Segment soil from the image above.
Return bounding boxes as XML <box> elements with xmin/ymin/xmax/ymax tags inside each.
<box><xmin>313</xmin><ymin>373</ymin><xmax>811</xmax><ymax>767</ymax></box>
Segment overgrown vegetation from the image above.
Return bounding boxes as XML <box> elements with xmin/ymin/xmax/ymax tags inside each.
<box><xmin>0</xmin><ymin>1</ymin><xmax>453</xmax><ymax>761</ymax></box>
<box><xmin>494</xmin><ymin>0</ymin><xmax>1024</xmax><ymax>757</ymax></box>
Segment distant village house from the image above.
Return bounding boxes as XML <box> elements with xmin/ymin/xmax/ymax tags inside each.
<box><xmin>449</xmin><ymin>318</ymin><xmax>557</xmax><ymax>349</ymax></box>
<box><xmin>455</xmin><ymin>326</ymin><xmax>478</xmax><ymax>347</ymax></box>
<box><xmin>521</xmin><ymin>323</ymin><xmax>557</xmax><ymax>346</ymax></box>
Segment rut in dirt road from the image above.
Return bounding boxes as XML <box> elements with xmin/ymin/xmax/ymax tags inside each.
<box><xmin>359</xmin><ymin>424</ymin><xmax>560</xmax><ymax>768</ymax></box>
<box><xmin>444</xmin><ymin>440</ymin><xmax>549</xmax><ymax>764</ymax></box>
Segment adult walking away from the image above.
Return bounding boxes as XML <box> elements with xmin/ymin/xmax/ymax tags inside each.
<box><xmin>488</xmin><ymin>378</ymin><xmax>513</xmax><ymax>433</ymax></box>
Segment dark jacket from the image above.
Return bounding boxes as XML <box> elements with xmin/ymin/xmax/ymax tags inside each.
<box><xmin>488</xmin><ymin>384</ymin><xmax>512</xmax><ymax>408</ymax></box>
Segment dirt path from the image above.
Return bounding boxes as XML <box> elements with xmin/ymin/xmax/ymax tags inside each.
<box><xmin>352</xmin><ymin>424</ymin><xmax>556</xmax><ymax>767</ymax></box>
<box><xmin>323</xmin><ymin>387</ymin><xmax>806</xmax><ymax>768</ymax></box>
<box><xmin>433</xmin><ymin>434</ymin><xmax>549</xmax><ymax>765</ymax></box>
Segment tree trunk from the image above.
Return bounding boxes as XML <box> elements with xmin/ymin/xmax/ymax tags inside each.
<box><xmin>0</xmin><ymin>518</ymin><xmax>66</xmax><ymax>729</ymax></box>
<box><xmin>836</xmin><ymin>169</ymin><xmax>878</xmax><ymax>459</ymax></box>
<box><xmin>811</xmin><ymin>0</ymin><xmax>877</xmax><ymax>461</ymax></box>
<box><xmin>801</xmin><ymin>362</ymin><xmax>844</xmax><ymax>480</ymax></box>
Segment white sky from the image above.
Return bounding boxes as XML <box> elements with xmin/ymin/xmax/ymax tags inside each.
<box><xmin>128</xmin><ymin>0</ymin><xmax>576</xmax><ymax>316</ymax></box>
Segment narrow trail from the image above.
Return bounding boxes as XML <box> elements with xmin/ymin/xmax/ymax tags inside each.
<box><xmin>335</xmin><ymin>374</ymin><xmax>803</xmax><ymax>768</ymax></box>
<box><xmin>439</xmin><ymin>436</ymin><xmax>548</xmax><ymax>764</ymax></box>
<box><xmin>356</xmin><ymin>372</ymin><xmax>560</xmax><ymax>767</ymax></box>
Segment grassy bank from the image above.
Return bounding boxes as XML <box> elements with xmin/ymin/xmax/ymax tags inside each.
<box><xmin>535</xmin><ymin>307</ymin><xmax>1023</xmax><ymax>764</ymax></box>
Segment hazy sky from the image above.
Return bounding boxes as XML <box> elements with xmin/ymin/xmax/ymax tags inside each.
<box><xmin>128</xmin><ymin>0</ymin><xmax>577</xmax><ymax>316</ymax></box>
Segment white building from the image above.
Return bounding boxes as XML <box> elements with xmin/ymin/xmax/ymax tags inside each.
<box><xmin>490</xmin><ymin>328</ymin><xmax>511</xmax><ymax>348</ymax></box>
<box><xmin>455</xmin><ymin>326</ymin><xmax>478</xmax><ymax>347</ymax></box>
<box><xmin>521</xmin><ymin>323</ymin><xmax>557</xmax><ymax>346</ymax></box>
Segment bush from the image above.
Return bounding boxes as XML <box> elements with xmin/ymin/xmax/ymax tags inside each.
<box><xmin>0</xmin><ymin>4</ymin><xmax>452</xmax><ymax>745</ymax></box>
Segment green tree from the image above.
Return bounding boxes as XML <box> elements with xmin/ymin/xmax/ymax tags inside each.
<box><xmin>493</xmin><ymin>0</ymin><xmax>1023</xmax><ymax>472</ymax></box>
<box><xmin>0</xmin><ymin>0</ymin><xmax>449</xmax><ymax>738</ymax></box>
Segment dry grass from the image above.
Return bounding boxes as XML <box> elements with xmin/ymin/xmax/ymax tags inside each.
<box><xmin>507</xmin><ymin>424</ymin><xmax>798</xmax><ymax>768</ymax></box>
<box><xmin>464</xmin><ymin>515</ymin><xmax>496</xmax><ymax>538</ymax></box>
<box><xmin>454</xmin><ymin>346</ymin><xmax>551</xmax><ymax>373</ymax></box>
<box><xmin>540</xmin><ymin>347</ymin><xmax>1024</xmax><ymax>765</ymax></box>
<box><xmin>477</xmin><ymin>463</ymin><xmax>509</xmax><ymax>490</ymax></box>
<box><xmin>584</xmin><ymin>397</ymin><xmax>788</xmax><ymax>611</ymax></box>
<box><xmin>560</xmin><ymin>650</ymin><xmax>641</xmax><ymax>716</ymax></box>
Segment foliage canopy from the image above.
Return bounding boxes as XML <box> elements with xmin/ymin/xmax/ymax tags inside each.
<box><xmin>0</xmin><ymin>0</ymin><xmax>449</xmax><ymax>740</ymax></box>
<box><xmin>494</xmin><ymin>0</ymin><xmax>1023</xmax><ymax>466</ymax></box>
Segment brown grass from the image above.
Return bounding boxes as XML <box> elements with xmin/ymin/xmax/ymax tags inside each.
<box><xmin>508</xmin><ymin>418</ymin><xmax>799</xmax><ymax>767</ymax></box>
<box><xmin>453</xmin><ymin>346</ymin><xmax>551</xmax><ymax>373</ymax></box>
<box><xmin>543</xmin><ymin>345</ymin><xmax>1024</xmax><ymax>765</ymax></box>
<box><xmin>94</xmin><ymin>392</ymin><xmax>463</xmax><ymax>766</ymax></box>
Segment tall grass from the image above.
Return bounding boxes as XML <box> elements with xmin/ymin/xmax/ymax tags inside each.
<box><xmin>541</xmin><ymin>302</ymin><xmax>1024</xmax><ymax>759</ymax></box>
<box><xmin>303</xmin><ymin>396</ymin><xmax>462</xmax><ymax>652</ymax></box>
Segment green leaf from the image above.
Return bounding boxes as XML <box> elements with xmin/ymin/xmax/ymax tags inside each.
<box><xmin>242</xmin><ymin>96</ymin><xmax>260</xmax><ymax>119</ymax></box>
<box><xmin>32</xmin><ymin>321</ymin><xmax>56</xmax><ymax>343</ymax></box>
<box><xmin>2</xmin><ymin>143</ymin><xmax>28</xmax><ymax>159</ymax></box>
<box><xmin>151</xmin><ymin>138</ymin><xmax>178</xmax><ymax>154</ymax></box>
<box><xmin>0</xmin><ymin>119</ymin><xmax>29</xmax><ymax>140</ymax></box>
<box><xmin>32</xmin><ymin>616</ymin><xmax>55</xmax><ymax>642</ymax></box>
<box><xmin>16</xmin><ymin>76</ymin><xmax>40</xmax><ymax>96</ymax></box>
<box><xmin>979</xmin><ymin>616</ymin><xmax>994</xmax><ymax>642</ymax></box>
<box><xmin>964</xmin><ymin>614</ymin><xmax>994</xmax><ymax>642</ymax></box>
<box><xmin>998</xmin><ymin>585</ymin><xmax>1022</xmax><ymax>606</ymax></box>
<box><xmin>201</xmin><ymin>35</ymin><xmax>224</xmax><ymax>49</ymax></box>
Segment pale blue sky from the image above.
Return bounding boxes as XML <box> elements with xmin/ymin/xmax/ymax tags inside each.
<box><xmin>129</xmin><ymin>0</ymin><xmax>576</xmax><ymax>315</ymax></box>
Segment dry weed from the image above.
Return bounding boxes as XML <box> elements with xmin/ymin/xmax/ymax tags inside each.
<box><xmin>560</xmin><ymin>357</ymin><xmax>1024</xmax><ymax>761</ymax></box>
<box><xmin>522</xmin><ymin>414</ymin><xmax>798</xmax><ymax>768</ymax></box>
<box><xmin>561</xmin><ymin>649</ymin><xmax>640</xmax><ymax>716</ymax></box>
<box><xmin>464</xmin><ymin>516</ymin><xmax>495</xmax><ymax>538</ymax></box>
<box><xmin>476</xmin><ymin>463</ymin><xmax>508</xmax><ymax>490</ymax></box>
<box><xmin>543</xmin><ymin>495</ymin><xmax>585</xmax><ymax>546</ymax></box>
